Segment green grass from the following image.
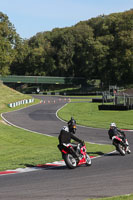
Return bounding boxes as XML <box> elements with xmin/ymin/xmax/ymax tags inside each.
<box><xmin>47</xmin><ymin>86</ymin><xmax>80</xmax><ymax>93</ymax></box>
<box><xmin>86</xmin><ymin>194</ymin><xmax>133</xmax><ymax>200</ymax></box>
<box><xmin>58</xmin><ymin>102</ymin><xmax>133</xmax><ymax>129</ymax></box>
<box><xmin>68</xmin><ymin>96</ymin><xmax>102</xmax><ymax>100</ymax></box>
<box><xmin>0</xmin><ymin>123</ymin><xmax>61</xmax><ymax>171</ymax></box>
<box><xmin>0</xmin><ymin>122</ymin><xmax>114</xmax><ymax>171</ymax></box>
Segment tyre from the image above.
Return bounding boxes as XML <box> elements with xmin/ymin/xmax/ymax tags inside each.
<box><xmin>63</xmin><ymin>154</ymin><xmax>77</xmax><ymax>169</ymax></box>
<box><xmin>73</xmin><ymin>128</ymin><xmax>76</xmax><ymax>134</ymax></box>
<box><xmin>117</xmin><ymin>143</ymin><xmax>126</xmax><ymax>156</ymax></box>
<box><xmin>85</xmin><ymin>154</ymin><xmax>92</xmax><ymax>166</ymax></box>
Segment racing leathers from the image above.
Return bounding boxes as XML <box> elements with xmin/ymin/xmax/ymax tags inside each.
<box><xmin>58</xmin><ymin>129</ymin><xmax>84</xmax><ymax>159</ymax></box>
<box><xmin>67</xmin><ymin>118</ymin><xmax>76</xmax><ymax>133</ymax></box>
<box><xmin>58</xmin><ymin>129</ymin><xmax>83</xmax><ymax>145</ymax></box>
<box><xmin>108</xmin><ymin>126</ymin><xmax>127</xmax><ymax>144</ymax></box>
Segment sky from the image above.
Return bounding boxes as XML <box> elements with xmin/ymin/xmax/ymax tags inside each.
<box><xmin>0</xmin><ymin>0</ymin><xmax>132</xmax><ymax>39</ymax></box>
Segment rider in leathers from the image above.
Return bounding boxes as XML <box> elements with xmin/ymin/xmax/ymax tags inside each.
<box><xmin>58</xmin><ymin>126</ymin><xmax>84</xmax><ymax>159</ymax></box>
<box><xmin>108</xmin><ymin>123</ymin><xmax>126</xmax><ymax>141</ymax></box>
<box><xmin>108</xmin><ymin>123</ymin><xmax>131</xmax><ymax>153</ymax></box>
<box><xmin>67</xmin><ymin>117</ymin><xmax>76</xmax><ymax>133</ymax></box>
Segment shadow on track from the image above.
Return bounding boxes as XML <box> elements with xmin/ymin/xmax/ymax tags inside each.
<box><xmin>24</xmin><ymin>163</ymin><xmax>67</xmax><ymax>170</ymax></box>
<box><xmin>104</xmin><ymin>152</ymin><xmax>122</xmax><ymax>156</ymax></box>
<box><xmin>87</xmin><ymin>151</ymin><xmax>104</xmax><ymax>156</ymax></box>
<box><xmin>88</xmin><ymin>151</ymin><xmax>121</xmax><ymax>157</ymax></box>
<box><xmin>23</xmin><ymin>163</ymin><xmax>91</xmax><ymax>170</ymax></box>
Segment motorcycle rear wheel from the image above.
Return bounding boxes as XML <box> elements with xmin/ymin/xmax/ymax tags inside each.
<box><xmin>117</xmin><ymin>143</ymin><xmax>126</xmax><ymax>156</ymax></box>
<box><xmin>63</xmin><ymin>154</ymin><xmax>77</xmax><ymax>169</ymax></box>
<box><xmin>85</xmin><ymin>154</ymin><xmax>92</xmax><ymax>166</ymax></box>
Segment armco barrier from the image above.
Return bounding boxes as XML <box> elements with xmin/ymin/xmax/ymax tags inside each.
<box><xmin>8</xmin><ymin>98</ymin><xmax>34</xmax><ymax>108</ymax></box>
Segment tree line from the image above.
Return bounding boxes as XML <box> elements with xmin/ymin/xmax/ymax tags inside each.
<box><xmin>0</xmin><ymin>9</ymin><xmax>133</xmax><ymax>87</ymax></box>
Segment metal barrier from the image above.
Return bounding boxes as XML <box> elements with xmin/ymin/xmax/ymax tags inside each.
<box><xmin>8</xmin><ymin>98</ymin><xmax>34</xmax><ymax>108</ymax></box>
<box><xmin>115</xmin><ymin>94</ymin><xmax>133</xmax><ymax>108</ymax></box>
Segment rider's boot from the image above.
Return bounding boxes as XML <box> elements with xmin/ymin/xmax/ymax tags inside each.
<box><xmin>125</xmin><ymin>140</ymin><xmax>131</xmax><ymax>154</ymax></box>
<box><xmin>76</xmin><ymin>144</ymin><xmax>83</xmax><ymax>160</ymax></box>
<box><xmin>126</xmin><ymin>146</ymin><xmax>131</xmax><ymax>154</ymax></box>
<box><xmin>125</xmin><ymin>139</ymin><xmax>129</xmax><ymax>146</ymax></box>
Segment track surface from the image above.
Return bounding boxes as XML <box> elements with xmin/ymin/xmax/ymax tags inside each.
<box><xmin>1</xmin><ymin>96</ymin><xmax>133</xmax><ymax>200</ymax></box>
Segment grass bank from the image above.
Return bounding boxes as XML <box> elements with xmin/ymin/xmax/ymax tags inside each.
<box><xmin>0</xmin><ymin>84</ymin><xmax>40</xmax><ymax>114</ymax></box>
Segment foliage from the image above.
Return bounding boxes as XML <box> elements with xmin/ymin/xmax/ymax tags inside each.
<box><xmin>0</xmin><ymin>12</ymin><xmax>21</xmax><ymax>75</ymax></box>
<box><xmin>0</xmin><ymin>10</ymin><xmax>133</xmax><ymax>86</ymax></box>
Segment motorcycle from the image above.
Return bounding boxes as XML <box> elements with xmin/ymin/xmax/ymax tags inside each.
<box><xmin>58</xmin><ymin>142</ymin><xmax>91</xmax><ymax>169</ymax></box>
<box><xmin>68</xmin><ymin>123</ymin><xmax>77</xmax><ymax>134</ymax></box>
<box><xmin>112</xmin><ymin>135</ymin><xmax>131</xmax><ymax>156</ymax></box>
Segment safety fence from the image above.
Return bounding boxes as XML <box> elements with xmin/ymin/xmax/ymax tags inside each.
<box><xmin>8</xmin><ymin>98</ymin><xmax>34</xmax><ymax>108</ymax></box>
<box><xmin>114</xmin><ymin>94</ymin><xmax>133</xmax><ymax>108</ymax></box>
<box><xmin>99</xmin><ymin>94</ymin><xmax>133</xmax><ymax>110</ymax></box>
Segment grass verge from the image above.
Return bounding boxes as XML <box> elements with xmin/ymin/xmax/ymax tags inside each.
<box><xmin>86</xmin><ymin>194</ymin><xmax>133</xmax><ymax>200</ymax></box>
<box><xmin>0</xmin><ymin>84</ymin><xmax>40</xmax><ymax>114</ymax></box>
<box><xmin>0</xmin><ymin>122</ymin><xmax>115</xmax><ymax>171</ymax></box>
<box><xmin>58</xmin><ymin>102</ymin><xmax>133</xmax><ymax>129</ymax></box>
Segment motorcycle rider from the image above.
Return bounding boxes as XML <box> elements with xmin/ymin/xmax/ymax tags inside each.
<box><xmin>67</xmin><ymin>117</ymin><xmax>76</xmax><ymax>133</ymax></box>
<box><xmin>108</xmin><ymin>122</ymin><xmax>131</xmax><ymax>153</ymax></box>
<box><xmin>58</xmin><ymin>126</ymin><xmax>84</xmax><ymax>159</ymax></box>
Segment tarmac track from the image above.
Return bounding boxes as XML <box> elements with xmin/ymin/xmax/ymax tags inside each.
<box><xmin>1</xmin><ymin>95</ymin><xmax>133</xmax><ymax>200</ymax></box>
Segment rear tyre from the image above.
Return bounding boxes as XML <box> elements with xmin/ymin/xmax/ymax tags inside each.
<box><xmin>85</xmin><ymin>154</ymin><xmax>92</xmax><ymax>166</ymax></box>
<box><xmin>63</xmin><ymin>154</ymin><xmax>77</xmax><ymax>169</ymax></box>
<box><xmin>117</xmin><ymin>143</ymin><xmax>126</xmax><ymax>156</ymax></box>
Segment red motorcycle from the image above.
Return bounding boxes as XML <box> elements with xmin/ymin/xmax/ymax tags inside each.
<box><xmin>58</xmin><ymin>142</ymin><xmax>92</xmax><ymax>169</ymax></box>
<box><xmin>112</xmin><ymin>135</ymin><xmax>131</xmax><ymax>156</ymax></box>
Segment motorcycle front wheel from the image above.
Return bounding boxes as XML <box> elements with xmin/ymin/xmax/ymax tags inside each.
<box><xmin>63</xmin><ymin>154</ymin><xmax>77</xmax><ymax>169</ymax></box>
<box><xmin>85</xmin><ymin>154</ymin><xmax>92</xmax><ymax>166</ymax></box>
<box><xmin>72</xmin><ymin>128</ymin><xmax>76</xmax><ymax>134</ymax></box>
<box><xmin>117</xmin><ymin>143</ymin><xmax>126</xmax><ymax>156</ymax></box>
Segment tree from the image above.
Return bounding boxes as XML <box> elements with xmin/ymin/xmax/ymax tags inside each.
<box><xmin>0</xmin><ymin>12</ymin><xmax>20</xmax><ymax>75</ymax></box>
<box><xmin>9</xmin><ymin>9</ymin><xmax>133</xmax><ymax>87</ymax></box>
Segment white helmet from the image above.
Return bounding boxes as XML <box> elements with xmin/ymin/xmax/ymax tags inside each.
<box><xmin>62</xmin><ymin>126</ymin><xmax>69</xmax><ymax>132</ymax></box>
<box><xmin>110</xmin><ymin>122</ymin><xmax>116</xmax><ymax>127</ymax></box>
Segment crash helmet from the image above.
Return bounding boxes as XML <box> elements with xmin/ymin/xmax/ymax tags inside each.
<box><xmin>110</xmin><ymin>122</ymin><xmax>116</xmax><ymax>127</ymax></box>
<box><xmin>62</xmin><ymin>126</ymin><xmax>69</xmax><ymax>132</ymax></box>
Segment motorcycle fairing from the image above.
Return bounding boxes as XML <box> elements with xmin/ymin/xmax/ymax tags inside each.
<box><xmin>112</xmin><ymin>136</ymin><xmax>122</xmax><ymax>142</ymax></box>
